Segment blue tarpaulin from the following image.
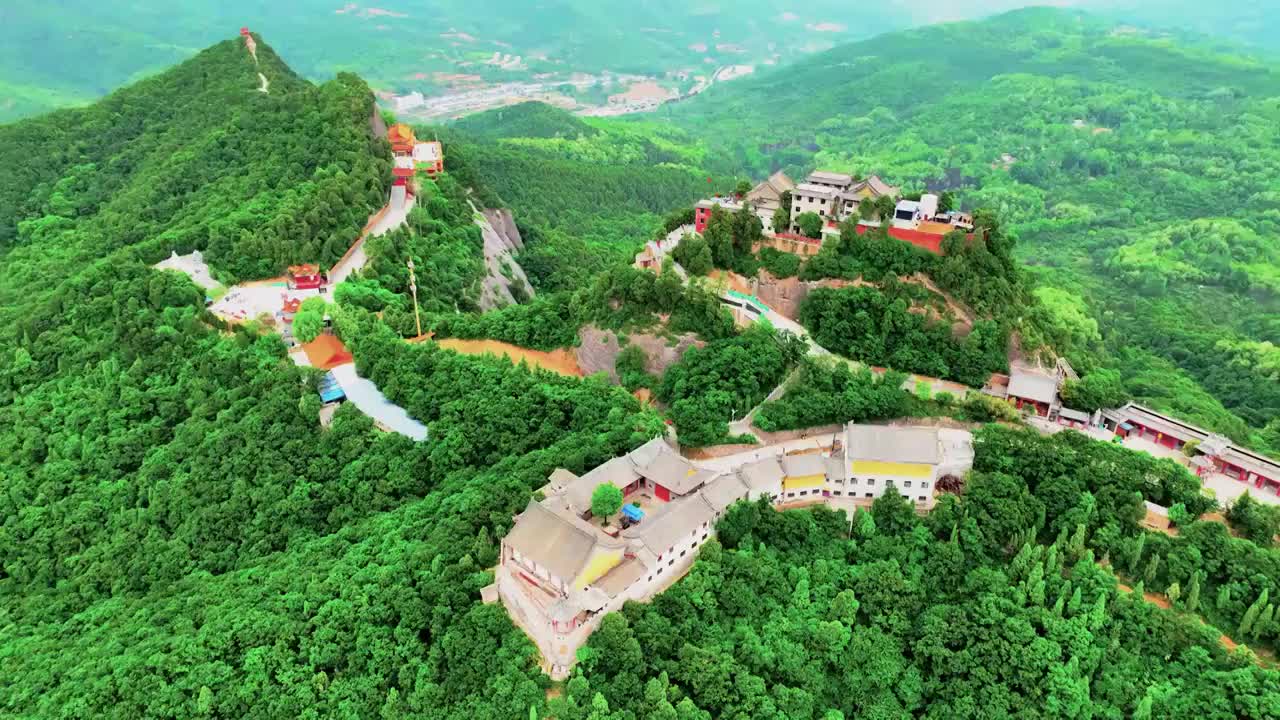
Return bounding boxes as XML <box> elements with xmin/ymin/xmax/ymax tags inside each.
<box><xmin>318</xmin><ymin>372</ymin><xmax>346</xmax><ymax>404</ymax></box>
<box><xmin>622</xmin><ymin>504</ymin><xmax>644</xmax><ymax>522</ymax></box>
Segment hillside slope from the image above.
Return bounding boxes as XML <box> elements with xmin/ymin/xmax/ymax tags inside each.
<box><xmin>663</xmin><ymin>7</ymin><xmax>1280</xmax><ymax>453</ymax></box>
<box><xmin>0</xmin><ymin>37</ymin><xmax>624</xmax><ymax>718</ymax></box>
<box><xmin>0</xmin><ymin>34</ymin><xmax>390</xmax><ymax>292</ymax></box>
<box><xmin>441</xmin><ymin>102</ymin><xmax>733</xmax><ymax>292</ymax></box>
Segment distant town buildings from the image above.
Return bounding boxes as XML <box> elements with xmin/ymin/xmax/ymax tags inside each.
<box><xmin>496</xmin><ymin>424</ymin><xmax>973</xmax><ymax>678</ymax></box>
<box><xmin>391</xmin><ymin>91</ymin><xmax>426</xmax><ymax>113</ymax></box>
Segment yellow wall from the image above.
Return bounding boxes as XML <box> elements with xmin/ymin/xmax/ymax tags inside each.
<box><xmin>573</xmin><ymin>547</ymin><xmax>623</xmax><ymax>590</ymax></box>
<box><xmin>783</xmin><ymin>474</ymin><xmax>826</xmax><ymax>491</ymax></box>
<box><xmin>850</xmin><ymin>460</ymin><xmax>932</xmax><ymax>478</ymax></box>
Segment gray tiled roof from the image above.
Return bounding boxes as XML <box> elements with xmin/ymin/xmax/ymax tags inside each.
<box><xmin>565</xmin><ymin>457</ymin><xmax>640</xmax><ymax>513</ymax></box>
<box><xmin>504</xmin><ymin>500</ymin><xmax>599</xmax><ymax>583</ymax></box>
<box><xmin>635</xmin><ymin>444</ymin><xmax>712</xmax><ymax>495</ymax></box>
<box><xmin>1007</xmin><ymin>369</ymin><xmax>1059</xmax><ymax>405</ymax></box>
<box><xmin>808</xmin><ymin>171</ymin><xmax>853</xmax><ymax>186</ymax></box>
<box><xmin>594</xmin><ymin>557</ymin><xmax>649</xmax><ymax>598</ymax></box>
<box><xmin>845</xmin><ymin>424</ymin><xmax>941</xmax><ymax>465</ymax></box>
<box><xmin>737</xmin><ymin>457</ymin><xmax>785</xmax><ymax>491</ymax></box>
<box><xmin>699</xmin><ymin>473</ymin><xmax>749</xmax><ymax>513</ymax></box>
<box><xmin>864</xmin><ymin>175</ymin><xmax>897</xmax><ymax>197</ymax></box>
<box><xmin>625</xmin><ymin>496</ymin><xmax>716</xmax><ymax>555</ymax></box>
<box><xmin>793</xmin><ymin>183</ymin><xmax>836</xmax><ymax>197</ymax></box>
<box><xmin>1058</xmin><ymin>407</ymin><xmax>1091</xmax><ymax>422</ymax></box>
<box><xmin>782</xmin><ymin>453</ymin><xmax>828</xmax><ymax>478</ymax></box>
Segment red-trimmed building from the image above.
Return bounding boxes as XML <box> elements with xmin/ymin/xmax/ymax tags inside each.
<box><xmin>694</xmin><ymin>196</ymin><xmax>745</xmax><ymax>233</ymax></box>
<box><xmin>413</xmin><ymin>140</ymin><xmax>444</xmax><ymax>178</ymax></box>
<box><xmin>388</xmin><ymin>123</ymin><xmax>417</xmax><ymax>155</ymax></box>
<box><xmin>1102</xmin><ymin>403</ymin><xmax>1280</xmax><ymax>494</ymax></box>
<box><xmin>288</xmin><ymin>264</ymin><xmax>324</xmax><ymax>290</ymax></box>
<box><xmin>1005</xmin><ymin>368</ymin><xmax>1060</xmax><ymax>417</ymax></box>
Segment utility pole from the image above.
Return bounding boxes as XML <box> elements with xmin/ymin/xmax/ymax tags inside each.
<box><xmin>407</xmin><ymin>257</ymin><xmax>422</xmax><ymax>338</ymax></box>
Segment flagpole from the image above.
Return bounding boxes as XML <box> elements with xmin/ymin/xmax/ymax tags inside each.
<box><xmin>407</xmin><ymin>257</ymin><xmax>422</xmax><ymax>338</ymax></box>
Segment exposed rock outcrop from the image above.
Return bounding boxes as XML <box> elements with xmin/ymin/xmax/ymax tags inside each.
<box><xmin>369</xmin><ymin>104</ymin><xmax>388</xmax><ymax>139</ymax></box>
<box><xmin>575</xmin><ymin>326</ymin><xmax>704</xmax><ymax>382</ymax></box>
<box><xmin>474</xmin><ymin>206</ymin><xmax>535</xmax><ymax>311</ymax></box>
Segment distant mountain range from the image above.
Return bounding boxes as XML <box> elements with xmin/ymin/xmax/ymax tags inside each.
<box><xmin>3</xmin><ymin>1</ymin><xmax>1279</xmax><ymax>123</ymax></box>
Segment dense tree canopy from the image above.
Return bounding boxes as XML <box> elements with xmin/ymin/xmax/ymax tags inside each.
<box><xmin>799</xmin><ymin>285</ymin><xmax>1008</xmax><ymax>387</ymax></box>
<box><xmin>6</xmin><ymin>15</ymin><xmax>1280</xmax><ymax>719</ymax></box>
<box><xmin>558</xmin><ymin>426</ymin><xmax>1280</xmax><ymax>719</ymax></box>
<box><xmin>659</xmin><ymin>326</ymin><xmax>807</xmax><ymax>446</ymax></box>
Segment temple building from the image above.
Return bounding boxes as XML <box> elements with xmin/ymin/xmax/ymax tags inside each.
<box><xmin>413</xmin><ymin>140</ymin><xmax>444</xmax><ymax>178</ymax></box>
<box><xmin>1102</xmin><ymin>403</ymin><xmax>1280</xmax><ymax>496</ymax></box>
<box><xmin>495</xmin><ymin>424</ymin><xmax>973</xmax><ymax>678</ymax></box>
<box><xmin>288</xmin><ymin>264</ymin><xmax>324</xmax><ymax>291</ymax></box>
<box><xmin>388</xmin><ymin>123</ymin><xmax>417</xmax><ymax>156</ymax></box>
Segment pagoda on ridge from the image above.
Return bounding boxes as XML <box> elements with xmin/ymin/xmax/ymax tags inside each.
<box><xmin>388</xmin><ymin>123</ymin><xmax>417</xmax><ymax>156</ymax></box>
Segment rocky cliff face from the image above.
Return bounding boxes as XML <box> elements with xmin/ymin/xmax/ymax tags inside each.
<box><xmin>474</xmin><ymin>207</ymin><xmax>534</xmax><ymax>311</ymax></box>
<box><xmin>369</xmin><ymin>104</ymin><xmax>388</xmax><ymax>139</ymax></box>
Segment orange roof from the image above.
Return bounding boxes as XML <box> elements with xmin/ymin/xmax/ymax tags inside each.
<box><xmin>282</xmin><ymin>298</ymin><xmax>302</xmax><ymax>313</ymax></box>
<box><xmin>288</xmin><ymin>263</ymin><xmax>320</xmax><ymax>275</ymax></box>
<box><xmin>388</xmin><ymin>123</ymin><xmax>416</xmax><ymax>145</ymax></box>
<box><xmin>301</xmin><ymin>334</ymin><xmax>354</xmax><ymax>371</ymax></box>
<box><xmin>916</xmin><ymin>220</ymin><xmax>962</xmax><ymax>236</ymax></box>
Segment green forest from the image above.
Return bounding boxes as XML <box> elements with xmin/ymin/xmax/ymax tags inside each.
<box><xmin>0</xmin><ymin>37</ymin><xmax>656</xmax><ymax>718</ymax></box>
<box><xmin>659</xmin><ymin>6</ymin><xmax>1280</xmax><ymax>456</ymax></box>
<box><xmin>4</xmin><ymin>10</ymin><xmax>1280</xmax><ymax>720</ymax></box>
<box><xmin>439</xmin><ymin>108</ymin><xmax>732</xmax><ymax>293</ymax></box>
<box><xmin>556</xmin><ymin>427</ymin><xmax>1280</xmax><ymax>719</ymax></box>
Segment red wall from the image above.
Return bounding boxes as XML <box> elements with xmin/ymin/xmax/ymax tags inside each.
<box><xmin>853</xmin><ymin>224</ymin><xmax>948</xmax><ymax>255</ymax></box>
<box><xmin>1011</xmin><ymin>397</ymin><xmax>1048</xmax><ymax>416</ymax></box>
<box><xmin>694</xmin><ymin>207</ymin><xmax>710</xmax><ymax>233</ymax></box>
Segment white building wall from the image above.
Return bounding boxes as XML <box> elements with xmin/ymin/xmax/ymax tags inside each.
<box><xmin>838</xmin><ymin>466</ymin><xmax>940</xmax><ymax>507</ymax></box>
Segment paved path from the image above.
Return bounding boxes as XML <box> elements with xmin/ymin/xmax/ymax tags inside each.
<box><xmin>329</xmin><ymin>196</ymin><xmax>416</xmax><ymax>286</ymax></box>
<box><xmin>329</xmin><ymin>363</ymin><xmax>428</xmax><ymax>440</ymax></box>
<box><xmin>727</xmin><ymin>365</ymin><xmax>801</xmax><ymax>439</ymax></box>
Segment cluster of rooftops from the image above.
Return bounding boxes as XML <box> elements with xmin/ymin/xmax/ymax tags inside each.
<box><xmin>693</xmin><ymin>169</ymin><xmax>974</xmax><ymax>242</ymax></box>
<box><xmin>1103</xmin><ymin>403</ymin><xmax>1280</xmax><ymax>490</ymax></box>
<box><xmin>500</xmin><ymin>423</ymin><xmax>973</xmax><ymax>633</ymax></box>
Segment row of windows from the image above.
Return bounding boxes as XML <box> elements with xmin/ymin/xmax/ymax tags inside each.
<box><xmin>832</xmin><ymin>477</ymin><xmax>930</xmax><ymax>490</ymax></box>
<box><xmin>646</xmin><ymin>538</ymin><xmax>709</xmax><ymax>584</ymax></box>
<box><xmin>797</xmin><ymin>195</ymin><xmax>829</xmax><ymax>206</ymax></box>
<box><xmin>829</xmin><ymin>490</ymin><xmax>929</xmax><ymax>502</ymax></box>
